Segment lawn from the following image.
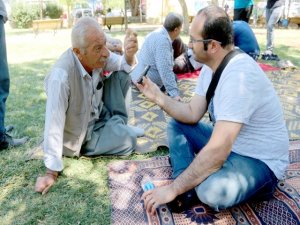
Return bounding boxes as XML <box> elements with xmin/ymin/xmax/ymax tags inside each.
<box><xmin>0</xmin><ymin>24</ymin><xmax>299</xmax><ymax>225</ymax></box>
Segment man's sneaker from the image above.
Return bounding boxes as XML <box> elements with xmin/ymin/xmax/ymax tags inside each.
<box><xmin>167</xmin><ymin>189</ymin><xmax>201</xmax><ymax>213</ymax></box>
<box><xmin>0</xmin><ymin>133</ymin><xmax>29</xmax><ymax>150</ymax></box>
<box><xmin>263</xmin><ymin>50</ymin><xmax>273</xmax><ymax>55</ymax></box>
<box><xmin>261</xmin><ymin>53</ymin><xmax>280</xmax><ymax>61</ymax></box>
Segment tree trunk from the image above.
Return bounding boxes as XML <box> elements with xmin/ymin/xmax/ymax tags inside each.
<box><xmin>211</xmin><ymin>0</ymin><xmax>219</xmax><ymax>6</ymax></box>
<box><xmin>130</xmin><ymin>0</ymin><xmax>139</xmax><ymax>16</ymax></box>
<box><xmin>178</xmin><ymin>0</ymin><xmax>189</xmax><ymax>34</ymax></box>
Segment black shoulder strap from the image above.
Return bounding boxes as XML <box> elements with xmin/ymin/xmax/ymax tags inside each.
<box><xmin>206</xmin><ymin>49</ymin><xmax>242</xmax><ymax>109</ymax></box>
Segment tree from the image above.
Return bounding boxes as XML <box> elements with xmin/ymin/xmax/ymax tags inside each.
<box><xmin>178</xmin><ymin>0</ymin><xmax>189</xmax><ymax>34</ymax></box>
<box><xmin>211</xmin><ymin>0</ymin><xmax>219</xmax><ymax>6</ymax></box>
<box><xmin>129</xmin><ymin>0</ymin><xmax>139</xmax><ymax>16</ymax></box>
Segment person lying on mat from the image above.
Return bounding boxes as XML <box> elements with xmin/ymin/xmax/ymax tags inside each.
<box><xmin>232</xmin><ymin>20</ymin><xmax>260</xmax><ymax>60</ymax></box>
<box><xmin>35</xmin><ymin>17</ymin><xmax>144</xmax><ymax>195</ymax></box>
<box><xmin>138</xmin><ymin>5</ymin><xmax>288</xmax><ymax>215</ymax></box>
<box><xmin>130</xmin><ymin>12</ymin><xmax>184</xmax><ymax>101</ymax></box>
<box><xmin>172</xmin><ymin>37</ymin><xmax>203</xmax><ymax>74</ymax></box>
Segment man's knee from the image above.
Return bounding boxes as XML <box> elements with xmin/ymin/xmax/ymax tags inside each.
<box><xmin>195</xmin><ymin>176</ymin><xmax>241</xmax><ymax>211</ymax></box>
<box><xmin>167</xmin><ymin>119</ymin><xmax>187</xmax><ymax>138</ymax></box>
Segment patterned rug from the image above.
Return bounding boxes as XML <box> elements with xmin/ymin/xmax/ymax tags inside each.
<box><xmin>129</xmin><ymin>78</ymin><xmax>200</xmax><ymax>153</ymax></box>
<box><xmin>108</xmin><ymin>140</ymin><xmax>300</xmax><ymax>225</ymax></box>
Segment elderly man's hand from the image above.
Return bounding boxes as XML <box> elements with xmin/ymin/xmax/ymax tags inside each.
<box><xmin>124</xmin><ymin>28</ymin><xmax>138</xmax><ymax>65</ymax></box>
<box><xmin>35</xmin><ymin>169</ymin><xmax>58</xmax><ymax>195</ymax></box>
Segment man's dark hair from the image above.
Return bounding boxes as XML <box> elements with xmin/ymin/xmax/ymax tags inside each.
<box><xmin>197</xmin><ymin>6</ymin><xmax>233</xmax><ymax>48</ymax></box>
<box><xmin>163</xmin><ymin>12</ymin><xmax>183</xmax><ymax>32</ymax></box>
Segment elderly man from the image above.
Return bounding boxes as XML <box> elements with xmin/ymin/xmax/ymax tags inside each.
<box><xmin>131</xmin><ymin>12</ymin><xmax>183</xmax><ymax>101</ymax></box>
<box><xmin>139</xmin><ymin>5</ymin><xmax>288</xmax><ymax>214</ymax></box>
<box><xmin>35</xmin><ymin>17</ymin><xmax>141</xmax><ymax>194</ymax></box>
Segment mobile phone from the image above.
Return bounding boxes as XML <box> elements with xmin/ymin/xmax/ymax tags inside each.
<box><xmin>137</xmin><ymin>65</ymin><xmax>150</xmax><ymax>84</ymax></box>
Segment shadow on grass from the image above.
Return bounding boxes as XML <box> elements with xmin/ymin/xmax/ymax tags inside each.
<box><xmin>6</xmin><ymin>59</ymin><xmax>56</xmax><ymax>145</ymax></box>
<box><xmin>0</xmin><ymin>143</ymin><xmax>168</xmax><ymax>225</ymax></box>
<box><xmin>0</xmin><ymin>157</ymin><xmax>112</xmax><ymax>224</ymax></box>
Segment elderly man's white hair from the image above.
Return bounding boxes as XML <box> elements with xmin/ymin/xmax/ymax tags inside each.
<box><xmin>71</xmin><ymin>17</ymin><xmax>103</xmax><ymax>50</ymax></box>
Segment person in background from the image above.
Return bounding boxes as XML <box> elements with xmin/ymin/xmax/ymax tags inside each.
<box><xmin>262</xmin><ymin>0</ymin><xmax>284</xmax><ymax>59</ymax></box>
<box><xmin>172</xmin><ymin>37</ymin><xmax>203</xmax><ymax>74</ymax></box>
<box><xmin>139</xmin><ymin>5</ymin><xmax>288</xmax><ymax>214</ymax></box>
<box><xmin>233</xmin><ymin>0</ymin><xmax>254</xmax><ymax>23</ymax></box>
<box><xmin>106</xmin><ymin>8</ymin><xmax>113</xmax><ymax>17</ymax></box>
<box><xmin>252</xmin><ymin>3</ymin><xmax>258</xmax><ymax>27</ymax></box>
<box><xmin>0</xmin><ymin>0</ymin><xmax>28</xmax><ymax>150</ymax></box>
<box><xmin>130</xmin><ymin>12</ymin><xmax>183</xmax><ymax>101</ymax></box>
<box><xmin>233</xmin><ymin>20</ymin><xmax>260</xmax><ymax>60</ymax></box>
<box><xmin>35</xmin><ymin>17</ymin><xmax>143</xmax><ymax>195</ymax></box>
<box><xmin>105</xmin><ymin>33</ymin><xmax>123</xmax><ymax>55</ymax></box>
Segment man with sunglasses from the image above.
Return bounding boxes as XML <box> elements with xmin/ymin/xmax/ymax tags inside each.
<box><xmin>35</xmin><ymin>17</ymin><xmax>142</xmax><ymax>195</ymax></box>
<box><xmin>139</xmin><ymin>5</ymin><xmax>288</xmax><ymax>214</ymax></box>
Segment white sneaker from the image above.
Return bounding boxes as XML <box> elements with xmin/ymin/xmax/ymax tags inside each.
<box><xmin>264</xmin><ymin>50</ymin><xmax>273</xmax><ymax>55</ymax></box>
<box><xmin>128</xmin><ymin>125</ymin><xmax>145</xmax><ymax>137</ymax></box>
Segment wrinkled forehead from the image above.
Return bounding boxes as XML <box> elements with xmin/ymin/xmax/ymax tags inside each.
<box><xmin>86</xmin><ymin>27</ymin><xmax>106</xmax><ymax>46</ymax></box>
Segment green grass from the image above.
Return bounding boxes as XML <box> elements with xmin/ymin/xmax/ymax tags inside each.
<box><xmin>1</xmin><ymin>25</ymin><xmax>299</xmax><ymax>224</ymax></box>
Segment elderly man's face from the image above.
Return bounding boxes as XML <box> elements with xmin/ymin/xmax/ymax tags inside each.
<box><xmin>79</xmin><ymin>28</ymin><xmax>110</xmax><ymax>73</ymax></box>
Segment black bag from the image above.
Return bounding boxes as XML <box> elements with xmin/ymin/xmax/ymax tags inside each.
<box><xmin>206</xmin><ymin>49</ymin><xmax>242</xmax><ymax>120</ymax></box>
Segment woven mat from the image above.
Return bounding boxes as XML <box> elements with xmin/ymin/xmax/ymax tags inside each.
<box><xmin>129</xmin><ymin>78</ymin><xmax>199</xmax><ymax>153</ymax></box>
<box><xmin>108</xmin><ymin>140</ymin><xmax>300</xmax><ymax>225</ymax></box>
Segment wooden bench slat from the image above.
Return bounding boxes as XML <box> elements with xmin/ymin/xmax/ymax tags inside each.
<box><xmin>102</xmin><ymin>16</ymin><xmax>124</xmax><ymax>31</ymax></box>
<box><xmin>32</xmin><ymin>19</ymin><xmax>62</xmax><ymax>35</ymax></box>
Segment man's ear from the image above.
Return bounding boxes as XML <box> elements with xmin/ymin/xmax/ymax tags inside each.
<box><xmin>73</xmin><ymin>47</ymin><xmax>83</xmax><ymax>60</ymax></box>
<box><xmin>73</xmin><ymin>47</ymin><xmax>81</xmax><ymax>56</ymax></box>
<box><xmin>209</xmin><ymin>40</ymin><xmax>221</xmax><ymax>54</ymax></box>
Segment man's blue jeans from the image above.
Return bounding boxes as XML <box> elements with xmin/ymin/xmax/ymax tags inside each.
<box><xmin>266</xmin><ymin>6</ymin><xmax>284</xmax><ymax>51</ymax></box>
<box><xmin>0</xmin><ymin>16</ymin><xmax>10</xmax><ymax>135</ymax></box>
<box><xmin>167</xmin><ymin>119</ymin><xmax>277</xmax><ymax>211</ymax></box>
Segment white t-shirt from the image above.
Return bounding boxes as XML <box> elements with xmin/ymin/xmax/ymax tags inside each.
<box><xmin>195</xmin><ymin>53</ymin><xmax>289</xmax><ymax>179</ymax></box>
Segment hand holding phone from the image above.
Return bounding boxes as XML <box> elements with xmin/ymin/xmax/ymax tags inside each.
<box><xmin>137</xmin><ymin>65</ymin><xmax>150</xmax><ymax>84</ymax></box>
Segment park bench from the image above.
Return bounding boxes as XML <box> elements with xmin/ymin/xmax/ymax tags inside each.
<box><xmin>32</xmin><ymin>19</ymin><xmax>62</xmax><ymax>35</ymax></box>
<box><xmin>102</xmin><ymin>16</ymin><xmax>125</xmax><ymax>31</ymax></box>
